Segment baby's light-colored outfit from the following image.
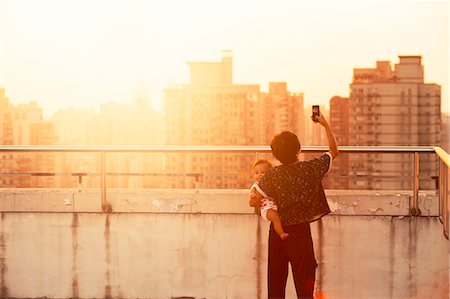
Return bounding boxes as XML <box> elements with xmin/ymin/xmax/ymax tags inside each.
<box><xmin>251</xmin><ymin>182</ymin><xmax>278</xmax><ymax>221</ymax></box>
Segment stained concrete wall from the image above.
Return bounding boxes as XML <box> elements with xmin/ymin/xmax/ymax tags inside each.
<box><xmin>0</xmin><ymin>189</ymin><xmax>441</xmax><ymax>216</ymax></box>
<box><xmin>0</xmin><ymin>189</ymin><xmax>448</xmax><ymax>299</ymax></box>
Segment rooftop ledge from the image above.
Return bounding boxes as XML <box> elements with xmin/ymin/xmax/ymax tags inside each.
<box><xmin>0</xmin><ymin>188</ymin><xmax>439</xmax><ymax>217</ymax></box>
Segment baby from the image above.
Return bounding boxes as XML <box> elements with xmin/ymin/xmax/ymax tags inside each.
<box><xmin>251</xmin><ymin>159</ymin><xmax>289</xmax><ymax>240</ymax></box>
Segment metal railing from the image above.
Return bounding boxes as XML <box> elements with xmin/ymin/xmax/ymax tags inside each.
<box><xmin>0</xmin><ymin>145</ymin><xmax>448</xmax><ymax>238</ymax></box>
<box><xmin>434</xmin><ymin>147</ymin><xmax>450</xmax><ymax>239</ymax></box>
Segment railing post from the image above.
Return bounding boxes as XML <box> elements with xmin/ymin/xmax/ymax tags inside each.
<box><xmin>100</xmin><ymin>151</ymin><xmax>111</xmax><ymax>212</ymax></box>
<box><xmin>439</xmin><ymin>161</ymin><xmax>443</xmax><ymax>223</ymax></box>
<box><xmin>410</xmin><ymin>152</ymin><xmax>421</xmax><ymax>216</ymax></box>
<box><xmin>444</xmin><ymin>163</ymin><xmax>449</xmax><ymax>239</ymax></box>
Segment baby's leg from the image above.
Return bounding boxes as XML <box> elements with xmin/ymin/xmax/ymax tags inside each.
<box><xmin>266</xmin><ymin>209</ymin><xmax>289</xmax><ymax>240</ymax></box>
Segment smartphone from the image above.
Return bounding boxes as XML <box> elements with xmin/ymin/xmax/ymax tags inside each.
<box><xmin>312</xmin><ymin>105</ymin><xmax>320</xmax><ymax>122</ymax></box>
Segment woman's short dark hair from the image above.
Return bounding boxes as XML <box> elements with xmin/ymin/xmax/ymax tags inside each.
<box><xmin>270</xmin><ymin>131</ymin><xmax>301</xmax><ymax>165</ymax></box>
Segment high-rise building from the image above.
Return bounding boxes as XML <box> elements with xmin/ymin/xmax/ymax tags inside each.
<box><xmin>51</xmin><ymin>84</ymin><xmax>164</xmax><ymax>189</ymax></box>
<box><xmin>348</xmin><ymin>56</ymin><xmax>441</xmax><ymax>190</ymax></box>
<box><xmin>91</xmin><ymin>99</ymin><xmax>164</xmax><ymax>188</ymax></box>
<box><xmin>164</xmin><ymin>51</ymin><xmax>261</xmax><ymax>188</ymax></box>
<box><xmin>0</xmin><ymin>88</ymin><xmax>15</xmax><ymax>187</ymax></box>
<box><xmin>30</xmin><ymin>121</ymin><xmax>56</xmax><ymax>187</ymax></box>
<box><xmin>327</xmin><ymin>96</ymin><xmax>350</xmax><ymax>189</ymax></box>
<box><xmin>51</xmin><ymin>107</ymin><xmax>98</xmax><ymax>188</ymax></box>
<box><xmin>330</xmin><ymin>96</ymin><xmax>350</xmax><ymax>146</ymax></box>
<box><xmin>164</xmin><ymin>52</ymin><xmax>308</xmax><ymax>188</ymax></box>
<box><xmin>0</xmin><ymin>89</ymin><xmax>57</xmax><ymax>187</ymax></box>
<box><xmin>0</xmin><ymin>88</ymin><xmax>13</xmax><ymax>145</ymax></box>
<box><xmin>261</xmin><ymin>82</ymin><xmax>305</xmax><ymax>145</ymax></box>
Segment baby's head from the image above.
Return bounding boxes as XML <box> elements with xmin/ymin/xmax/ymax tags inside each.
<box><xmin>252</xmin><ymin>159</ymin><xmax>272</xmax><ymax>182</ymax></box>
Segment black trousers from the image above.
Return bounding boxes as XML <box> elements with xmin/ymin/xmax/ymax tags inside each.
<box><xmin>268</xmin><ymin>222</ymin><xmax>317</xmax><ymax>299</ymax></box>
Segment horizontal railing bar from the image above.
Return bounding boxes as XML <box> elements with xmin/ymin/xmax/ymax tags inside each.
<box><xmin>0</xmin><ymin>172</ymin><xmax>436</xmax><ymax>180</ymax></box>
<box><xmin>0</xmin><ymin>145</ymin><xmax>438</xmax><ymax>153</ymax></box>
<box><xmin>0</xmin><ymin>173</ymin><xmax>93</xmax><ymax>176</ymax></box>
<box><xmin>0</xmin><ymin>172</ymin><xmax>201</xmax><ymax>177</ymax></box>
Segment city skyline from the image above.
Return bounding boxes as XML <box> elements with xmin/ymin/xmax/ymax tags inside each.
<box><xmin>0</xmin><ymin>0</ymin><xmax>448</xmax><ymax>116</ymax></box>
<box><xmin>1</xmin><ymin>52</ymin><xmax>447</xmax><ymax>119</ymax></box>
<box><xmin>1</xmin><ymin>52</ymin><xmax>446</xmax><ymax>190</ymax></box>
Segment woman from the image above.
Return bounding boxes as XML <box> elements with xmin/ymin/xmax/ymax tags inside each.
<box><xmin>249</xmin><ymin>112</ymin><xmax>338</xmax><ymax>299</ymax></box>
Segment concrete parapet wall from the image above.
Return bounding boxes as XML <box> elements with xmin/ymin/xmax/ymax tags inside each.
<box><xmin>0</xmin><ymin>189</ymin><xmax>441</xmax><ymax>216</ymax></box>
<box><xmin>0</xmin><ymin>189</ymin><xmax>447</xmax><ymax>299</ymax></box>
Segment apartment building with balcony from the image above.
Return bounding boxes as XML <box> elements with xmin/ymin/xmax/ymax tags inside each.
<box><xmin>348</xmin><ymin>56</ymin><xmax>441</xmax><ymax>190</ymax></box>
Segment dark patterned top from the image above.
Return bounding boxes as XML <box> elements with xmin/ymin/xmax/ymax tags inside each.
<box><xmin>258</xmin><ymin>153</ymin><xmax>332</xmax><ymax>225</ymax></box>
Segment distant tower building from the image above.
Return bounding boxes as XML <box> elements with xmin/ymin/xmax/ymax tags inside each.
<box><xmin>262</xmin><ymin>82</ymin><xmax>305</xmax><ymax>145</ymax></box>
<box><xmin>51</xmin><ymin>85</ymin><xmax>164</xmax><ymax>189</ymax></box>
<box><xmin>0</xmin><ymin>92</ymin><xmax>57</xmax><ymax>188</ymax></box>
<box><xmin>164</xmin><ymin>51</ymin><xmax>262</xmax><ymax>188</ymax></box>
<box><xmin>330</xmin><ymin>96</ymin><xmax>350</xmax><ymax>146</ymax></box>
<box><xmin>30</xmin><ymin>121</ymin><xmax>56</xmax><ymax>187</ymax></box>
<box><xmin>0</xmin><ymin>88</ymin><xmax>13</xmax><ymax>145</ymax></box>
<box><xmin>0</xmin><ymin>88</ymin><xmax>15</xmax><ymax>187</ymax></box>
<box><xmin>301</xmin><ymin>105</ymin><xmax>329</xmax><ymax>179</ymax></box>
<box><xmin>349</xmin><ymin>56</ymin><xmax>441</xmax><ymax>190</ymax></box>
<box><xmin>304</xmin><ymin>105</ymin><xmax>328</xmax><ymax>147</ymax></box>
<box><xmin>51</xmin><ymin>107</ymin><xmax>98</xmax><ymax>188</ymax></box>
<box><xmin>327</xmin><ymin>96</ymin><xmax>349</xmax><ymax>189</ymax></box>
<box><xmin>313</xmin><ymin>106</ymin><xmax>329</xmax><ymax>146</ymax></box>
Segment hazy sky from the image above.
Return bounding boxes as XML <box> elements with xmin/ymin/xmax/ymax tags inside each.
<box><xmin>0</xmin><ymin>0</ymin><xmax>448</xmax><ymax>116</ymax></box>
